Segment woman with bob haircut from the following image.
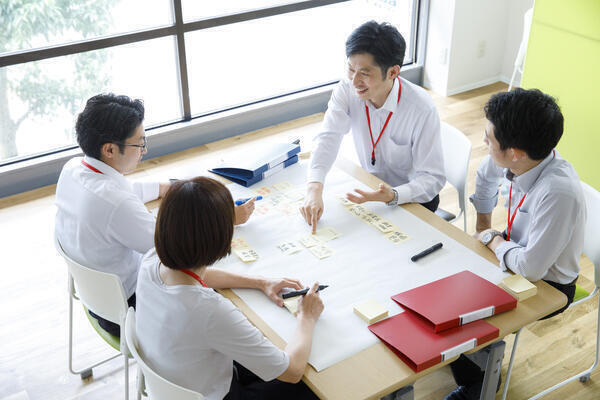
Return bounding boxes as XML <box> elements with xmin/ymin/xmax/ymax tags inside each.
<box><xmin>135</xmin><ymin>177</ymin><xmax>323</xmax><ymax>399</ymax></box>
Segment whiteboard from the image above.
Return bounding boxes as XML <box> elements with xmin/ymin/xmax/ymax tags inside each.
<box><xmin>214</xmin><ymin>161</ymin><xmax>508</xmax><ymax>371</ymax></box>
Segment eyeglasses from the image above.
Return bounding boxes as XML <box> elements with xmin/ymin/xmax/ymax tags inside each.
<box><xmin>115</xmin><ymin>136</ymin><xmax>147</xmax><ymax>150</ymax></box>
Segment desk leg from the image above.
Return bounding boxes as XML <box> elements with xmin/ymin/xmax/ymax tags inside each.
<box><xmin>479</xmin><ymin>341</ymin><xmax>505</xmax><ymax>400</ymax></box>
<box><xmin>381</xmin><ymin>385</ymin><xmax>414</xmax><ymax>400</ymax></box>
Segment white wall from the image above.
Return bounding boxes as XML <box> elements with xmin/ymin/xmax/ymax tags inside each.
<box><xmin>501</xmin><ymin>0</ymin><xmax>534</xmax><ymax>85</ymax></box>
<box><xmin>423</xmin><ymin>0</ymin><xmax>455</xmax><ymax>96</ymax></box>
<box><xmin>424</xmin><ymin>0</ymin><xmax>533</xmax><ymax>96</ymax></box>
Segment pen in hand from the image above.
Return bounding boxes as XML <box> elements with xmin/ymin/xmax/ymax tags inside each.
<box><xmin>411</xmin><ymin>242</ymin><xmax>443</xmax><ymax>262</ymax></box>
<box><xmin>282</xmin><ymin>285</ymin><xmax>328</xmax><ymax>299</ymax></box>
<box><xmin>235</xmin><ymin>196</ymin><xmax>263</xmax><ymax>206</ymax></box>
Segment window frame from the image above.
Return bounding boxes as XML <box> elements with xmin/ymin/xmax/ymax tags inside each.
<box><xmin>0</xmin><ymin>0</ymin><xmax>429</xmax><ymax>197</ymax></box>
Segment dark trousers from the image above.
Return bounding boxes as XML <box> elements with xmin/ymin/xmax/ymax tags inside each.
<box><xmin>449</xmin><ymin>277</ymin><xmax>577</xmax><ymax>388</ymax></box>
<box><xmin>224</xmin><ymin>361</ymin><xmax>318</xmax><ymax>400</ymax></box>
<box><xmin>420</xmin><ymin>194</ymin><xmax>440</xmax><ymax>212</ymax></box>
<box><xmin>88</xmin><ymin>293</ymin><xmax>136</xmax><ymax>337</ymax></box>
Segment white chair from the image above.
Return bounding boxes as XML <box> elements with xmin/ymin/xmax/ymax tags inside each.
<box><xmin>435</xmin><ymin>122</ymin><xmax>471</xmax><ymax>232</ymax></box>
<box><xmin>508</xmin><ymin>8</ymin><xmax>533</xmax><ymax>91</ymax></box>
<box><xmin>55</xmin><ymin>237</ymin><xmax>130</xmax><ymax>400</ymax></box>
<box><xmin>501</xmin><ymin>181</ymin><xmax>600</xmax><ymax>400</ymax></box>
<box><xmin>125</xmin><ymin>307</ymin><xmax>205</xmax><ymax>399</ymax></box>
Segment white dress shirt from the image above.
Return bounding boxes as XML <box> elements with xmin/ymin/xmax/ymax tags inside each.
<box><xmin>470</xmin><ymin>151</ymin><xmax>586</xmax><ymax>284</ymax></box>
<box><xmin>309</xmin><ymin>77</ymin><xmax>446</xmax><ymax>204</ymax></box>
<box><xmin>136</xmin><ymin>250</ymin><xmax>289</xmax><ymax>400</ymax></box>
<box><xmin>55</xmin><ymin>156</ymin><xmax>159</xmax><ymax>297</ymax></box>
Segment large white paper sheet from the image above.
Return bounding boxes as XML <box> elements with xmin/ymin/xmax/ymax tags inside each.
<box><xmin>214</xmin><ymin>161</ymin><xmax>508</xmax><ymax>371</ymax></box>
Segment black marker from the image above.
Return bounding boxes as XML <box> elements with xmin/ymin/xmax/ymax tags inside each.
<box><xmin>411</xmin><ymin>242</ymin><xmax>443</xmax><ymax>262</ymax></box>
<box><xmin>282</xmin><ymin>285</ymin><xmax>328</xmax><ymax>299</ymax></box>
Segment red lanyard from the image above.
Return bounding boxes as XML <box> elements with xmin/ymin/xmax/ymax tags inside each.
<box><xmin>506</xmin><ymin>150</ymin><xmax>555</xmax><ymax>241</ymax></box>
<box><xmin>506</xmin><ymin>183</ymin><xmax>526</xmax><ymax>241</ymax></box>
<box><xmin>180</xmin><ymin>269</ymin><xmax>208</xmax><ymax>288</ymax></box>
<box><xmin>81</xmin><ymin>159</ymin><xmax>103</xmax><ymax>174</ymax></box>
<box><xmin>365</xmin><ymin>76</ymin><xmax>402</xmax><ymax>166</ymax></box>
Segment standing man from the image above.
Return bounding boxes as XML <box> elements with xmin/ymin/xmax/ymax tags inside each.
<box><xmin>55</xmin><ymin>93</ymin><xmax>255</xmax><ymax>336</ymax></box>
<box><xmin>445</xmin><ymin>88</ymin><xmax>586</xmax><ymax>399</ymax></box>
<box><xmin>301</xmin><ymin>21</ymin><xmax>446</xmax><ymax>232</ymax></box>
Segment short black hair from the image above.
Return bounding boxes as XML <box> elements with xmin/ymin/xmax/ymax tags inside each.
<box><xmin>155</xmin><ymin>177</ymin><xmax>234</xmax><ymax>270</ymax></box>
<box><xmin>75</xmin><ymin>93</ymin><xmax>145</xmax><ymax>160</ymax></box>
<box><xmin>484</xmin><ymin>88</ymin><xmax>563</xmax><ymax>160</ymax></box>
<box><xmin>345</xmin><ymin>21</ymin><xmax>406</xmax><ymax>77</ymax></box>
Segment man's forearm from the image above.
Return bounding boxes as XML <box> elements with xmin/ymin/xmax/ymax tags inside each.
<box><xmin>475</xmin><ymin>212</ymin><xmax>492</xmax><ymax>233</ymax></box>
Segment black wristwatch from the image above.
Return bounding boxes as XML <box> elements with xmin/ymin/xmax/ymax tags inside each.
<box><xmin>480</xmin><ymin>230</ymin><xmax>503</xmax><ymax>246</ymax></box>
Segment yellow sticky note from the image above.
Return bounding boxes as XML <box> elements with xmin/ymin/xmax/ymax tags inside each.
<box><xmin>283</xmin><ymin>297</ymin><xmax>300</xmax><ymax>316</ymax></box>
<box><xmin>299</xmin><ymin>234</ymin><xmax>322</xmax><ymax>248</ymax></box>
<box><xmin>386</xmin><ymin>231</ymin><xmax>410</xmax><ymax>244</ymax></box>
<box><xmin>337</xmin><ymin>195</ymin><xmax>355</xmax><ymax>207</ymax></box>
<box><xmin>499</xmin><ymin>274</ymin><xmax>537</xmax><ymax>301</ymax></box>
<box><xmin>277</xmin><ymin>241</ymin><xmax>302</xmax><ymax>255</ymax></box>
<box><xmin>354</xmin><ymin>300</ymin><xmax>388</xmax><ymax>324</ymax></box>
<box><xmin>314</xmin><ymin>227</ymin><xmax>342</xmax><ymax>242</ymax></box>
<box><xmin>308</xmin><ymin>243</ymin><xmax>334</xmax><ymax>260</ymax></box>
<box><xmin>234</xmin><ymin>248</ymin><xmax>258</xmax><ymax>262</ymax></box>
<box><xmin>347</xmin><ymin>204</ymin><xmax>368</xmax><ymax>217</ymax></box>
<box><xmin>374</xmin><ymin>219</ymin><xmax>395</xmax><ymax>234</ymax></box>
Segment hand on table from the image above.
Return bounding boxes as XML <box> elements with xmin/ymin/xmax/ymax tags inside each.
<box><xmin>298</xmin><ymin>282</ymin><xmax>324</xmax><ymax>322</ymax></box>
<box><xmin>346</xmin><ymin>183</ymin><xmax>394</xmax><ymax>204</ymax></box>
<box><xmin>234</xmin><ymin>197</ymin><xmax>256</xmax><ymax>225</ymax></box>
<box><xmin>300</xmin><ymin>182</ymin><xmax>324</xmax><ymax>233</ymax></box>
<box><xmin>261</xmin><ymin>278</ymin><xmax>303</xmax><ymax>307</ymax></box>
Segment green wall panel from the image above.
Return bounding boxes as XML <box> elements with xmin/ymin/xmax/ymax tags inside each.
<box><xmin>522</xmin><ymin>0</ymin><xmax>600</xmax><ymax>190</ymax></box>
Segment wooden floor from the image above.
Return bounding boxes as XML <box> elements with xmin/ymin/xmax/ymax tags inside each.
<box><xmin>0</xmin><ymin>82</ymin><xmax>597</xmax><ymax>400</ymax></box>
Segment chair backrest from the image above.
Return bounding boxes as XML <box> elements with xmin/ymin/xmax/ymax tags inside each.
<box><xmin>125</xmin><ymin>308</ymin><xmax>205</xmax><ymax>400</ymax></box>
<box><xmin>440</xmin><ymin>122</ymin><xmax>472</xmax><ymax>213</ymax></box>
<box><xmin>581</xmin><ymin>182</ymin><xmax>600</xmax><ymax>287</ymax></box>
<box><xmin>514</xmin><ymin>8</ymin><xmax>534</xmax><ymax>71</ymax></box>
<box><xmin>55</xmin><ymin>237</ymin><xmax>128</xmax><ymax>325</ymax></box>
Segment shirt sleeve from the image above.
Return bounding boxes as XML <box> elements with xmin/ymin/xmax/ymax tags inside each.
<box><xmin>393</xmin><ymin>107</ymin><xmax>446</xmax><ymax>204</ymax></box>
<box><xmin>308</xmin><ymin>81</ymin><xmax>351</xmax><ymax>184</ymax></box>
<box><xmin>107</xmin><ymin>194</ymin><xmax>156</xmax><ymax>254</ymax></box>
<box><xmin>469</xmin><ymin>155</ymin><xmax>505</xmax><ymax>214</ymax></box>
<box><xmin>205</xmin><ymin>299</ymin><xmax>289</xmax><ymax>382</ymax></box>
<box><xmin>494</xmin><ymin>191</ymin><xmax>579</xmax><ymax>281</ymax></box>
<box><xmin>132</xmin><ymin>181</ymin><xmax>160</xmax><ymax>203</ymax></box>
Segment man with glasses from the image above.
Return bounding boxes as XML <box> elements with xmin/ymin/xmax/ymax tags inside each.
<box><xmin>54</xmin><ymin>94</ymin><xmax>168</xmax><ymax>336</ymax></box>
<box><xmin>54</xmin><ymin>93</ymin><xmax>255</xmax><ymax>336</ymax></box>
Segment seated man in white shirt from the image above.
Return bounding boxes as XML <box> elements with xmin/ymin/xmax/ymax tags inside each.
<box><xmin>55</xmin><ymin>93</ymin><xmax>256</xmax><ymax>336</ymax></box>
<box><xmin>445</xmin><ymin>88</ymin><xmax>586</xmax><ymax>400</ymax></box>
<box><xmin>301</xmin><ymin>21</ymin><xmax>446</xmax><ymax>232</ymax></box>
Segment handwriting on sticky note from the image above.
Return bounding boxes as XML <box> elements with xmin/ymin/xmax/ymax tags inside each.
<box><xmin>348</xmin><ymin>204</ymin><xmax>367</xmax><ymax>217</ymax></box>
<box><xmin>299</xmin><ymin>235</ymin><xmax>322</xmax><ymax>248</ymax></box>
<box><xmin>231</xmin><ymin>238</ymin><xmax>258</xmax><ymax>262</ymax></box>
<box><xmin>386</xmin><ymin>231</ymin><xmax>410</xmax><ymax>244</ymax></box>
<box><xmin>374</xmin><ymin>220</ymin><xmax>395</xmax><ymax>233</ymax></box>
<box><xmin>308</xmin><ymin>243</ymin><xmax>334</xmax><ymax>259</ymax></box>
<box><xmin>234</xmin><ymin>248</ymin><xmax>258</xmax><ymax>262</ymax></box>
<box><xmin>277</xmin><ymin>241</ymin><xmax>302</xmax><ymax>255</ymax></box>
<box><xmin>337</xmin><ymin>195</ymin><xmax>355</xmax><ymax>207</ymax></box>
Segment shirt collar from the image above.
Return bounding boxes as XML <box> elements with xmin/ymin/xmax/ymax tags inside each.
<box><xmin>82</xmin><ymin>155</ymin><xmax>132</xmax><ymax>190</ymax></box>
<box><xmin>506</xmin><ymin>150</ymin><xmax>556</xmax><ymax>192</ymax></box>
<box><xmin>367</xmin><ymin>78</ymin><xmax>399</xmax><ymax>113</ymax></box>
